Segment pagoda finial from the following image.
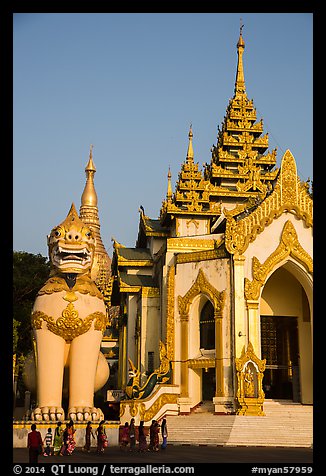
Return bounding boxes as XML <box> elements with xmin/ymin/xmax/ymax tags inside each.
<box><xmin>85</xmin><ymin>144</ymin><xmax>96</xmax><ymax>173</ymax></box>
<box><xmin>235</xmin><ymin>20</ymin><xmax>246</xmax><ymax>97</ymax></box>
<box><xmin>81</xmin><ymin>145</ymin><xmax>98</xmax><ymax>207</ymax></box>
<box><xmin>186</xmin><ymin>124</ymin><xmax>194</xmax><ymax>162</ymax></box>
<box><xmin>166</xmin><ymin>166</ymin><xmax>173</xmax><ymax>202</ymax></box>
<box><xmin>240</xmin><ymin>18</ymin><xmax>244</xmax><ymax>35</ymax></box>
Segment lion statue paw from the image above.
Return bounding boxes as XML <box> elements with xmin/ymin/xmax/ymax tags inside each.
<box><xmin>31</xmin><ymin>406</ymin><xmax>65</xmax><ymax>421</ymax></box>
<box><xmin>68</xmin><ymin>406</ymin><xmax>104</xmax><ymax>422</ymax></box>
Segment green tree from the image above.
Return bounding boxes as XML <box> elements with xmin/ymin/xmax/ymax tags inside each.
<box><xmin>13</xmin><ymin>251</ymin><xmax>50</xmax><ymax>359</ymax></box>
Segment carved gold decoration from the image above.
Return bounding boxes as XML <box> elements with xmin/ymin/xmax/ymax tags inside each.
<box><xmin>124</xmin><ymin>341</ymin><xmax>171</xmax><ymax>400</ymax></box>
<box><xmin>175</xmin><ymin>241</ymin><xmax>227</xmax><ymax>264</ymax></box>
<box><xmin>140</xmin><ymin>393</ymin><xmax>178</xmax><ymax>422</ymax></box>
<box><xmin>178</xmin><ymin>269</ymin><xmax>225</xmax><ymax>320</ymax></box>
<box><xmin>188</xmin><ymin>357</ymin><xmax>215</xmax><ymax>370</ymax></box>
<box><xmin>119</xmin><ymin>393</ymin><xmax>178</xmax><ymax>422</ymax></box>
<box><xmin>235</xmin><ymin>341</ymin><xmax>266</xmax><ymax>416</ymax></box>
<box><xmin>31</xmin><ymin>302</ymin><xmax>107</xmax><ymax>342</ymax></box>
<box><xmin>244</xmin><ymin>220</ymin><xmax>313</xmax><ymax>300</ymax></box>
<box><xmin>129</xmin><ymin>401</ymin><xmax>138</xmax><ymax>417</ymax></box>
<box><xmin>119</xmin><ymin>404</ymin><xmax>125</xmax><ymax>418</ymax></box>
<box><xmin>141</xmin><ymin>287</ymin><xmax>160</xmax><ymax>298</ymax></box>
<box><xmin>236</xmin><ymin>157</ymin><xmax>267</xmax><ymax>194</ymax></box>
<box><xmin>37</xmin><ymin>276</ymin><xmax>104</xmax><ymax>300</ymax></box>
<box><xmin>225</xmin><ymin>150</ymin><xmax>313</xmax><ymax>255</ymax></box>
<box><xmin>166</xmin><ymin>265</ymin><xmax>175</xmax><ymax>361</ymax></box>
<box><xmin>168</xmin><ymin>237</ymin><xmax>215</xmax><ymax>251</ymax></box>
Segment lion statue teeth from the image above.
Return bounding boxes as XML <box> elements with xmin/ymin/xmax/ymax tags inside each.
<box><xmin>29</xmin><ymin>203</ymin><xmax>109</xmax><ymax>422</ymax></box>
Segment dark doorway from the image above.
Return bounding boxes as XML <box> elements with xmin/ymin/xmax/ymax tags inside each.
<box><xmin>260</xmin><ymin>316</ymin><xmax>300</xmax><ymax>401</ymax></box>
<box><xmin>200</xmin><ymin>300</ymin><xmax>215</xmax><ymax>350</ymax></box>
<box><xmin>202</xmin><ymin>368</ymin><xmax>215</xmax><ymax>400</ymax></box>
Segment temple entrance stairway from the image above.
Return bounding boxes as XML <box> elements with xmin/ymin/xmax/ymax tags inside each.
<box><xmin>165</xmin><ymin>400</ymin><xmax>313</xmax><ymax>447</ymax></box>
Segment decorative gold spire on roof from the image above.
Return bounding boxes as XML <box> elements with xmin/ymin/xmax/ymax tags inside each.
<box><xmin>235</xmin><ymin>19</ymin><xmax>246</xmax><ymax>97</ymax></box>
<box><xmin>186</xmin><ymin>125</ymin><xmax>194</xmax><ymax>162</ymax></box>
<box><xmin>166</xmin><ymin>167</ymin><xmax>173</xmax><ymax>202</ymax></box>
<box><xmin>79</xmin><ymin>146</ymin><xmax>111</xmax><ymax>290</ymax></box>
<box><xmin>81</xmin><ymin>145</ymin><xmax>98</xmax><ymax>207</ymax></box>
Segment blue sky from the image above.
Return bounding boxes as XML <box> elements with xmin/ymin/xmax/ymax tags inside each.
<box><xmin>13</xmin><ymin>13</ymin><xmax>313</xmax><ymax>258</ymax></box>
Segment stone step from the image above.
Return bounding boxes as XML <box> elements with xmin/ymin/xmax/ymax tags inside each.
<box><xmin>165</xmin><ymin>402</ymin><xmax>313</xmax><ymax>447</ymax></box>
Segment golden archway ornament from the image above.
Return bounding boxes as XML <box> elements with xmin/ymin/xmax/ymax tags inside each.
<box><xmin>235</xmin><ymin>341</ymin><xmax>266</xmax><ymax>416</ymax></box>
<box><xmin>225</xmin><ymin>149</ymin><xmax>313</xmax><ymax>256</ymax></box>
<box><xmin>178</xmin><ymin>268</ymin><xmax>225</xmax><ymax>320</ymax></box>
<box><xmin>244</xmin><ymin>220</ymin><xmax>313</xmax><ymax>301</ymax></box>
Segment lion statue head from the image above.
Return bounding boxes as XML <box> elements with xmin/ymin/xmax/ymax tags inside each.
<box><xmin>47</xmin><ymin>203</ymin><xmax>95</xmax><ymax>276</ymax></box>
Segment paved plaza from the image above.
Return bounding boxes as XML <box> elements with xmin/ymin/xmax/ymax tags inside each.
<box><xmin>13</xmin><ymin>445</ymin><xmax>313</xmax><ymax>464</ymax></box>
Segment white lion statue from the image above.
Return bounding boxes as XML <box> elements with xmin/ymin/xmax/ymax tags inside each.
<box><xmin>28</xmin><ymin>203</ymin><xmax>109</xmax><ymax>421</ymax></box>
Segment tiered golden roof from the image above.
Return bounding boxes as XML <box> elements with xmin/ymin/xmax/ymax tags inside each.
<box><xmin>161</xmin><ymin>28</ymin><xmax>279</xmax><ymax>225</ymax></box>
<box><xmin>204</xmin><ymin>29</ymin><xmax>279</xmax><ymax>202</ymax></box>
<box><xmin>160</xmin><ymin>127</ymin><xmax>220</xmax><ymax>223</ymax></box>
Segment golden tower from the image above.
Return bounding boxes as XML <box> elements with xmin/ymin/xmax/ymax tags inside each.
<box><xmin>79</xmin><ymin>145</ymin><xmax>112</xmax><ymax>295</ymax></box>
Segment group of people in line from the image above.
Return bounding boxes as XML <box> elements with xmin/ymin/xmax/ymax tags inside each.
<box><xmin>27</xmin><ymin>417</ymin><xmax>168</xmax><ymax>463</ymax></box>
<box><xmin>27</xmin><ymin>419</ymin><xmax>108</xmax><ymax>463</ymax></box>
<box><xmin>120</xmin><ymin>417</ymin><xmax>168</xmax><ymax>453</ymax></box>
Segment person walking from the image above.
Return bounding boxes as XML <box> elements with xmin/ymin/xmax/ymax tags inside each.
<box><xmin>148</xmin><ymin>420</ymin><xmax>155</xmax><ymax>451</ymax></box>
<box><xmin>43</xmin><ymin>428</ymin><xmax>53</xmax><ymax>456</ymax></box>
<box><xmin>96</xmin><ymin>420</ymin><xmax>107</xmax><ymax>454</ymax></box>
<box><xmin>59</xmin><ymin>423</ymin><xmax>69</xmax><ymax>455</ymax></box>
<box><xmin>153</xmin><ymin>420</ymin><xmax>160</xmax><ymax>451</ymax></box>
<box><xmin>53</xmin><ymin>422</ymin><xmax>63</xmax><ymax>455</ymax></box>
<box><xmin>160</xmin><ymin>418</ymin><xmax>168</xmax><ymax>449</ymax></box>
<box><xmin>138</xmin><ymin>420</ymin><xmax>147</xmax><ymax>452</ymax></box>
<box><xmin>83</xmin><ymin>421</ymin><xmax>95</xmax><ymax>452</ymax></box>
<box><xmin>66</xmin><ymin>420</ymin><xmax>76</xmax><ymax>455</ymax></box>
<box><xmin>129</xmin><ymin>418</ymin><xmax>136</xmax><ymax>451</ymax></box>
<box><xmin>27</xmin><ymin>423</ymin><xmax>43</xmax><ymax>464</ymax></box>
<box><xmin>120</xmin><ymin>422</ymin><xmax>129</xmax><ymax>451</ymax></box>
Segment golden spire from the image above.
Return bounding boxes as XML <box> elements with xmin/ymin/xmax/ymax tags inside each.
<box><xmin>186</xmin><ymin>124</ymin><xmax>194</xmax><ymax>162</ymax></box>
<box><xmin>79</xmin><ymin>146</ymin><xmax>111</xmax><ymax>285</ymax></box>
<box><xmin>166</xmin><ymin>167</ymin><xmax>173</xmax><ymax>202</ymax></box>
<box><xmin>234</xmin><ymin>19</ymin><xmax>246</xmax><ymax>97</ymax></box>
<box><xmin>81</xmin><ymin>145</ymin><xmax>98</xmax><ymax>207</ymax></box>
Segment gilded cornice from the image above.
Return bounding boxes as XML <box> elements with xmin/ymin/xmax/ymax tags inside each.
<box><xmin>175</xmin><ymin>243</ymin><xmax>228</xmax><ymax>264</ymax></box>
<box><xmin>188</xmin><ymin>357</ymin><xmax>215</xmax><ymax>369</ymax></box>
<box><xmin>244</xmin><ymin>220</ymin><xmax>313</xmax><ymax>301</ymax></box>
<box><xmin>119</xmin><ymin>284</ymin><xmax>141</xmax><ymax>293</ymax></box>
<box><xmin>141</xmin><ymin>287</ymin><xmax>160</xmax><ymax>298</ymax></box>
<box><xmin>225</xmin><ymin>150</ymin><xmax>313</xmax><ymax>255</ymax></box>
<box><xmin>178</xmin><ymin>269</ymin><xmax>225</xmax><ymax>320</ymax></box>
<box><xmin>140</xmin><ymin>213</ymin><xmax>169</xmax><ymax>237</ymax></box>
<box><xmin>167</xmin><ymin>237</ymin><xmax>216</xmax><ymax>252</ymax></box>
<box><xmin>118</xmin><ymin>258</ymin><xmax>153</xmax><ymax>267</ymax></box>
<box><xmin>160</xmin><ymin>199</ymin><xmax>220</xmax><ymax>217</ymax></box>
<box><xmin>117</xmin><ymin>270</ymin><xmax>159</xmax><ymax>296</ymax></box>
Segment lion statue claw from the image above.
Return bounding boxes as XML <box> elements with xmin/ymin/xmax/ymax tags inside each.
<box><xmin>29</xmin><ymin>204</ymin><xmax>109</xmax><ymax>421</ymax></box>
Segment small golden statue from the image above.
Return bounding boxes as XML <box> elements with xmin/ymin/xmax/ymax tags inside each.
<box><xmin>235</xmin><ymin>342</ymin><xmax>266</xmax><ymax>416</ymax></box>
